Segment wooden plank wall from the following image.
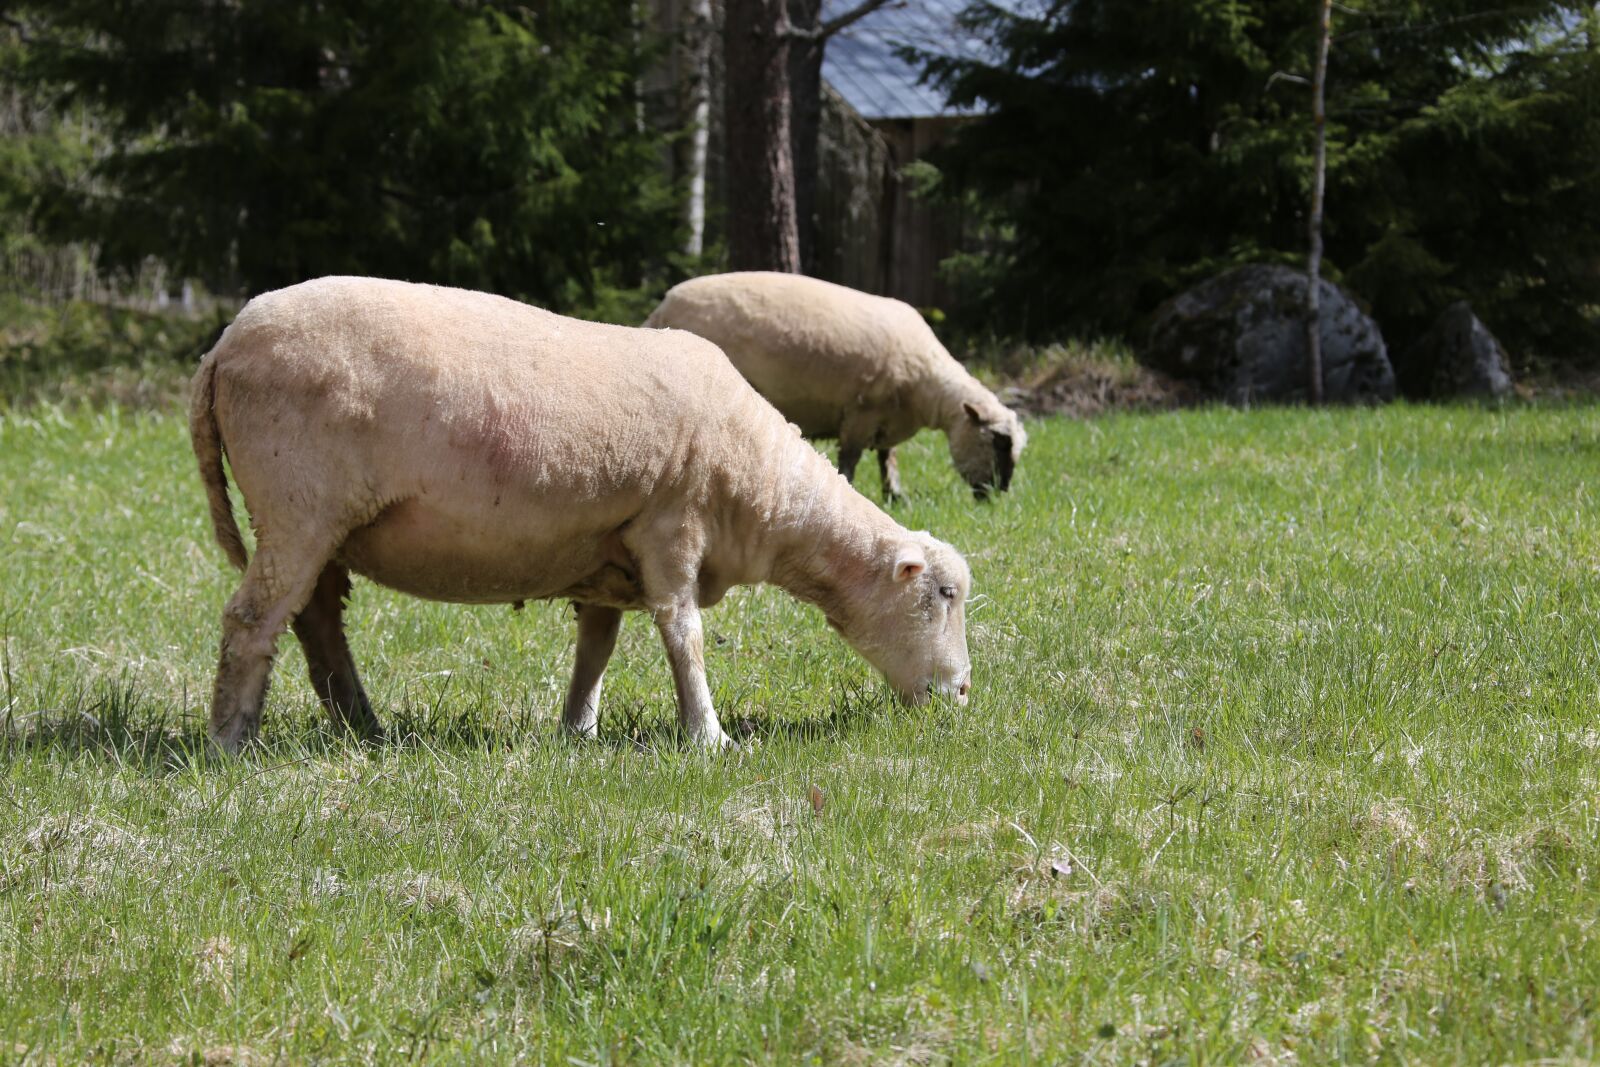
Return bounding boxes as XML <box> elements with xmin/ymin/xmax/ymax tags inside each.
<box><xmin>813</xmin><ymin>89</ymin><xmax>968</xmax><ymax>310</ymax></box>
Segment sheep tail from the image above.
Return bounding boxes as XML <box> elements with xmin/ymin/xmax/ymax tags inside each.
<box><xmin>188</xmin><ymin>350</ymin><xmax>249</xmax><ymax>571</ymax></box>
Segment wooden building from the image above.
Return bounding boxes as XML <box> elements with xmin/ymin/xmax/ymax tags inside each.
<box><xmin>644</xmin><ymin>0</ymin><xmax>992</xmax><ymax>311</ymax></box>
<box><xmin>813</xmin><ymin>0</ymin><xmax>983</xmax><ymax>309</ymax></box>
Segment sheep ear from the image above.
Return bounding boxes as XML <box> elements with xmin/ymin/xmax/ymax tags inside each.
<box><xmin>892</xmin><ymin>545</ymin><xmax>927</xmax><ymax>582</ymax></box>
<box><xmin>963</xmin><ymin>401</ymin><xmax>983</xmax><ymax>424</ymax></box>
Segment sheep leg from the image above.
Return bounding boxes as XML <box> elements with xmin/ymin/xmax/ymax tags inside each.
<box><xmin>653</xmin><ymin>598</ymin><xmax>733</xmax><ymax>750</ymax></box>
<box><xmin>209</xmin><ymin>541</ymin><xmax>335</xmax><ymax>753</ymax></box>
<box><xmin>562</xmin><ymin>602</ymin><xmax>621</xmax><ymax>738</ymax></box>
<box><xmin>838</xmin><ymin>411</ymin><xmax>879</xmax><ymax>484</ymax></box>
<box><xmin>291</xmin><ymin>562</ymin><xmax>382</xmax><ymax>743</ymax></box>
<box><xmin>837</xmin><ymin>443</ymin><xmax>863</xmax><ymax>483</ymax></box>
<box><xmin>878</xmin><ymin>447</ymin><xmax>905</xmax><ymax>501</ymax></box>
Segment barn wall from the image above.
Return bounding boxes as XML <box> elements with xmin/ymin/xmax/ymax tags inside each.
<box><xmin>871</xmin><ymin>116</ymin><xmax>965</xmax><ymax>309</ymax></box>
<box><xmin>813</xmin><ymin>88</ymin><xmax>967</xmax><ymax>310</ymax></box>
<box><xmin>813</xmin><ymin>84</ymin><xmax>893</xmax><ymax>294</ymax></box>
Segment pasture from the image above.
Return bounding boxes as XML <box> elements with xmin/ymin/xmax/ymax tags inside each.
<box><xmin>2</xmin><ymin>402</ymin><xmax>1597</xmax><ymax>1063</ymax></box>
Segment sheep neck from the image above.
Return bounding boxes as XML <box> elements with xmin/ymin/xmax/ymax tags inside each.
<box><xmin>762</xmin><ymin>433</ymin><xmax>901</xmax><ymax>625</ymax></box>
<box><xmin>913</xmin><ymin>356</ymin><xmax>987</xmax><ymax>436</ymax></box>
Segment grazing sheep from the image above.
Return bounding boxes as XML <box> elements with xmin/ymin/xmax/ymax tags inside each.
<box><xmin>645</xmin><ymin>272</ymin><xmax>1026</xmax><ymax>500</ymax></box>
<box><xmin>189</xmin><ymin>276</ymin><xmax>972</xmax><ymax>752</ymax></box>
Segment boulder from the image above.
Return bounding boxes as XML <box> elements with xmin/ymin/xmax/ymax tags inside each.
<box><xmin>1397</xmin><ymin>302</ymin><xmax>1514</xmax><ymax>400</ymax></box>
<box><xmin>1143</xmin><ymin>264</ymin><xmax>1395</xmax><ymax>405</ymax></box>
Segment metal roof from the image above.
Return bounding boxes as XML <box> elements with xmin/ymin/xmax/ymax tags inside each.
<box><xmin>821</xmin><ymin>0</ymin><xmax>997</xmax><ymax>121</ymax></box>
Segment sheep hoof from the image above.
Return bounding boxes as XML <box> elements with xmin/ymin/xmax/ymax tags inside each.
<box><xmin>689</xmin><ymin>729</ymin><xmax>738</xmax><ymax>752</ymax></box>
<box><xmin>352</xmin><ymin>723</ymin><xmax>387</xmax><ymax>748</ymax></box>
<box><xmin>206</xmin><ymin>732</ymin><xmax>253</xmax><ymax>758</ymax></box>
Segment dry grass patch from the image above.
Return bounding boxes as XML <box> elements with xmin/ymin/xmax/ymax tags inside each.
<box><xmin>374</xmin><ymin>871</ymin><xmax>473</xmax><ymax>917</ymax></box>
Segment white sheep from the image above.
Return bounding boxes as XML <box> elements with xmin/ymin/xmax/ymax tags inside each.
<box><xmin>189</xmin><ymin>276</ymin><xmax>972</xmax><ymax>751</ymax></box>
<box><xmin>646</xmin><ymin>272</ymin><xmax>1026</xmax><ymax>499</ymax></box>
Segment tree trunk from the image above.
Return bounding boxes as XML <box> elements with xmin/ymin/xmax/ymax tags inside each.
<box><xmin>788</xmin><ymin>0</ymin><xmax>824</xmax><ymax>272</ymax></box>
<box><xmin>681</xmin><ymin>0</ymin><xmax>714</xmax><ymax>257</ymax></box>
<box><xmin>724</xmin><ymin>0</ymin><xmax>801</xmax><ymax>272</ymax></box>
<box><xmin>1306</xmin><ymin>0</ymin><xmax>1333</xmax><ymax>406</ymax></box>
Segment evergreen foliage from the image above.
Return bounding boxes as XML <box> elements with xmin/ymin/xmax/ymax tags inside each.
<box><xmin>924</xmin><ymin>1</ymin><xmax>1600</xmax><ymax>365</ymax></box>
<box><xmin>0</xmin><ymin>26</ymin><xmax>97</xmax><ymax>276</ymax></box>
<box><xmin>12</xmin><ymin>0</ymin><xmax>681</xmax><ymax>310</ymax></box>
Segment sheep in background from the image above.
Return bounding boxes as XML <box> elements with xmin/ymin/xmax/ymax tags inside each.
<box><xmin>646</xmin><ymin>272</ymin><xmax>1026</xmax><ymax>501</ymax></box>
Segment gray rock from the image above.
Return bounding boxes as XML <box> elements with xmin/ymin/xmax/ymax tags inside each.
<box><xmin>1143</xmin><ymin>264</ymin><xmax>1395</xmax><ymax>405</ymax></box>
<box><xmin>1398</xmin><ymin>302</ymin><xmax>1514</xmax><ymax>400</ymax></box>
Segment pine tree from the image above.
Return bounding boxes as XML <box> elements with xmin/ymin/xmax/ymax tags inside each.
<box><xmin>0</xmin><ymin>16</ymin><xmax>98</xmax><ymax>290</ymax></box>
<box><xmin>725</xmin><ymin>0</ymin><xmax>804</xmax><ymax>272</ymax></box>
<box><xmin>16</xmin><ymin>0</ymin><xmax>681</xmax><ymax>310</ymax></box>
<box><xmin>721</xmin><ymin>0</ymin><xmax>898</xmax><ymax>274</ymax></box>
<box><xmin>923</xmin><ymin>0</ymin><xmax>1600</xmax><ymax>366</ymax></box>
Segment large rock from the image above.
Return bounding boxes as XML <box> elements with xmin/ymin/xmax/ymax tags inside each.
<box><xmin>1397</xmin><ymin>302</ymin><xmax>1514</xmax><ymax>400</ymax></box>
<box><xmin>1143</xmin><ymin>264</ymin><xmax>1395</xmax><ymax>405</ymax></box>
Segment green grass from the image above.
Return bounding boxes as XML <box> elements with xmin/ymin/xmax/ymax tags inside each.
<box><xmin>2</xmin><ymin>401</ymin><xmax>1598</xmax><ymax>1064</ymax></box>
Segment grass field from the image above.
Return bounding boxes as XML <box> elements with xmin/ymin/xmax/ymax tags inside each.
<box><xmin>2</xmin><ymin>401</ymin><xmax>1598</xmax><ymax>1064</ymax></box>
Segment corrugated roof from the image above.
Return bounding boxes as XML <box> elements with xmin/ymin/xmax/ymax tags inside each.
<box><xmin>820</xmin><ymin>0</ymin><xmax>1002</xmax><ymax>120</ymax></box>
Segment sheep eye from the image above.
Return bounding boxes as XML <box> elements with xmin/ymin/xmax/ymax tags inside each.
<box><xmin>939</xmin><ymin>586</ymin><xmax>957</xmax><ymax>601</ymax></box>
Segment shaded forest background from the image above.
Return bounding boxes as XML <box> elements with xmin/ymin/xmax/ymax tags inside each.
<box><xmin>2</xmin><ymin>0</ymin><xmax>1598</xmax><ymax>383</ymax></box>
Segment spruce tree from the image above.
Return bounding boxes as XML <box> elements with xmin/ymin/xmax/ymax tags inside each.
<box><xmin>16</xmin><ymin>0</ymin><xmax>680</xmax><ymax>310</ymax></box>
<box><xmin>924</xmin><ymin>0</ymin><xmax>1600</xmax><ymax>366</ymax></box>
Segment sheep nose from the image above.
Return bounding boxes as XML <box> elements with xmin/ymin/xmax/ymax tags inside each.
<box><xmin>957</xmin><ymin>679</ymin><xmax>971</xmax><ymax>704</ymax></box>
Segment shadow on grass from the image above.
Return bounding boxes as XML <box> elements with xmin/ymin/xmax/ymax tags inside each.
<box><xmin>1</xmin><ymin>678</ymin><xmax>891</xmax><ymax>772</ymax></box>
<box><xmin>723</xmin><ymin>681</ymin><xmax>890</xmax><ymax>744</ymax></box>
<box><xmin>589</xmin><ymin>681</ymin><xmax>890</xmax><ymax>751</ymax></box>
<box><xmin>2</xmin><ymin>697</ymin><xmax>541</xmax><ymax>774</ymax></box>
<box><xmin>1</xmin><ymin>679</ymin><xmax>212</xmax><ymax>774</ymax></box>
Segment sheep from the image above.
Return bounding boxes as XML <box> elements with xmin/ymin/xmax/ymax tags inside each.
<box><xmin>645</xmin><ymin>271</ymin><xmax>1027</xmax><ymax>500</ymax></box>
<box><xmin>189</xmin><ymin>276</ymin><xmax>973</xmax><ymax>752</ymax></box>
